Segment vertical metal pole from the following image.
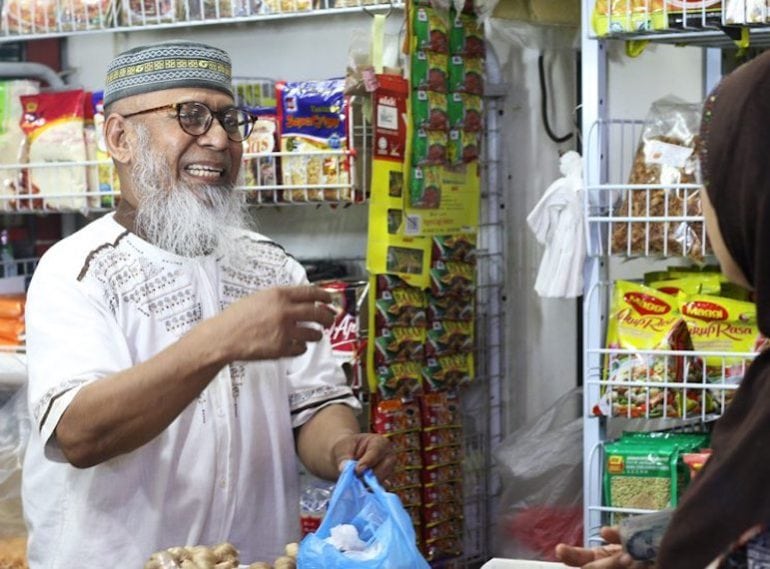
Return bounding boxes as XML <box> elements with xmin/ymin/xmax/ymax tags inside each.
<box><xmin>581</xmin><ymin>0</ymin><xmax>608</xmax><ymax>547</ymax></box>
<box><xmin>703</xmin><ymin>48</ymin><xmax>722</xmax><ymax>96</ymax></box>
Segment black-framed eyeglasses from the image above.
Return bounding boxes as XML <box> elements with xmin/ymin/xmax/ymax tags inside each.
<box><xmin>121</xmin><ymin>101</ymin><xmax>256</xmax><ymax>142</ymax></box>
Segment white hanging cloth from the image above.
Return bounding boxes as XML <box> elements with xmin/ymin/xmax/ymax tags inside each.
<box><xmin>526</xmin><ymin>150</ymin><xmax>586</xmax><ymax>298</ymax></box>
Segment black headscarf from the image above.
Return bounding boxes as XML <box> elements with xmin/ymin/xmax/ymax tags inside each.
<box><xmin>657</xmin><ymin>50</ymin><xmax>770</xmax><ymax>568</ymax></box>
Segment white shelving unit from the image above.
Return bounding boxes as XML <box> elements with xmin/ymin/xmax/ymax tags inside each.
<box><xmin>580</xmin><ymin>0</ymin><xmax>767</xmax><ymax>546</ymax></box>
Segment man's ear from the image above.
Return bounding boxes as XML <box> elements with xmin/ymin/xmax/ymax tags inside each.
<box><xmin>104</xmin><ymin>113</ymin><xmax>132</xmax><ymax>164</ymax></box>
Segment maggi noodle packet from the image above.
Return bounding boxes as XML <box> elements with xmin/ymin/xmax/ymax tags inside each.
<box><xmin>679</xmin><ymin>294</ymin><xmax>761</xmax><ymax>384</ymax></box>
<box><xmin>598</xmin><ymin>281</ymin><xmax>688</xmax><ymax>418</ymax></box>
<box><xmin>649</xmin><ymin>273</ymin><xmax>721</xmax><ymax>297</ymax></box>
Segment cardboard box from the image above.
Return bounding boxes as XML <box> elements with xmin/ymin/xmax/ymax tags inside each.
<box><xmin>481</xmin><ymin>559</ymin><xmax>571</xmax><ymax>569</ymax></box>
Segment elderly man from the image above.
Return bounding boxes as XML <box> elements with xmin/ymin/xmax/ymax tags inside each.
<box><xmin>20</xmin><ymin>40</ymin><xmax>393</xmax><ymax>568</ymax></box>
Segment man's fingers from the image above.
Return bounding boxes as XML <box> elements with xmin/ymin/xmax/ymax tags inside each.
<box><xmin>283</xmin><ymin>285</ymin><xmax>333</xmax><ymax>305</ymax></box>
<box><xmin>286</xmin><ymin>302</ymin><xmax>337</xmax><ymax>329</ymax></box>
<box><xmin>555</xmin><ymin>544</ymin><xmax>605</xmax><ymax>567</ymax></box>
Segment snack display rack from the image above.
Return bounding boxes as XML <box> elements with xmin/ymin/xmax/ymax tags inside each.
<box><xmin>0</xmin><ymin>96</ymin><xmax>369</xmax><ymax>213</ymax></box>
<box><xmin>581</xmin><ymin>0</ymin><xmax>768</xmax><ymax>545</ymax></box>
<box><xmin>0</xmin><ymin>0</ymin><xmax>402</xmax><ymax>41</ymax></box>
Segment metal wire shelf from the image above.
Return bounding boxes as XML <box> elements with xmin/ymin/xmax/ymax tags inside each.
<box><xmin>586</xmin><ymin>347</ymin><xmax>756</xmax><ymax>421</ymax></box>
<box><xmin>589</xmin><ymin>1</ymin><xmax>770</xmax><ymax>47</ymax></box>
<box><xmin>585</xmin><ymin>118</ymin><xmax>710</xmax><ymax>258</ymax></box>
<box><xmin>0</xmin><ymin>0</ymin><xmax>402</xmax><ymax>42</ymax></box>
<box><xmin>0</xmin><ymin>95</ymin><xmax>370</xmax><ymax>213</ymax></box>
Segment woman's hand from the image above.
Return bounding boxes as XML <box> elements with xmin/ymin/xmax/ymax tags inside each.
<box><xmin>555</xmin><ymin>527</ymin><xmax>652</xmax><ymax>569</ymax></box>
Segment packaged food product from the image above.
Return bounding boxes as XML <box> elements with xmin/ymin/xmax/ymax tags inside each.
<box><xmin>424</xmin><ymin>536</ymin><xmax>463</xmax><ymax>562</ymax></box>
<box><xmin>449</xmin><ymin>12</ymin><xmax>484</xmax><ymax>56</ymax></box>
<box><xmin>120</xmin><ymin>0</ymin><xmax>175</xmax><ymax>24</ymax></box>
<box><xmin>260</xmin><ymin>0</ymin><xmax>312</xmax><ymax>13</ymax></box>
<box><xmin>604</xmin><ymin>432</ymin><xmax>706</xmax><ymax>515</ymax></box>
<box><xmin>242</xmin><ymin>108</ymin><xmax>279</xmax><ymax>203</ymax></box>
<box><xmin>385</xmin><ymin>430</ymin><xmax>422</xmax><ymax>452</ymax></box>
<box><xmin>649</xmin><ymin>273</ymin><xmax>721</xmax><ymax>296</ymax></box>
<box><xmin>428</xmin><ymin>291</ymin><xmax>474</xmax><ymax>322</ymax></box>
<box><xmin>372</xmin><ymin>397</ymin><xmax>422</xmax><ymax>434</ymax></box>
<box><xmin>425</xmin><ymin>321</ymin><xmax>473</xmax><ymax>356</ymax></box>
<box><xmin>422</xmin><ymin>501</ymin><xmax>463</xmax><ymax>527</ymax></box>
<box><xmin>411</xmin><ymin>51</ymin><xmax>449</xmax><ymax>93</ymax></box>
<box><xmin>423</xmin><ymin>353</ymin><xmax>473</xmax><ymax>390</ymax></box>
<box><xmin>420</xmin><ymin>391</ymin><xmax>462</xmax><ymax>429</ymax></box>
<box><xmin>680</xmin><ymin>294</ymin><xmax>763</xmax><ymax>390</ymax></box>
<box><xmin>447</xmin><ymin>128</ymin><xmax>481</xmax><ymax>165</ymax></box>
<box><xmin>59</xmin><ymin>0</ymin><xmax>115</xmax><ymax>30</ymax></box>
<box><xmin>0</xmin><ymin>295</ymin><xmax>24</xmax><ymax>319</ymax></box>
<box><xmin>423</xmin><ymin>519</ymin><xmax>463</xmax><ymax>544</ymax></box>
<box><xmin>611</xmin><ymin>97</ymin><xmax>705</xmax><ymax>259</ymax></box>
<box><xmin>375</xmin><ymin>287</ymin><xmax>427</xmax><ymax>328</ymax></box>
<box><xmin>422</xmin><ymin>444</ymin><xmax>462</xmax><ymax>469</ymax></box>
<box><xmin>0</xmin><ymin>80</ymin><xmax>39</xmax><ymax>212</ymax></box>
<box><xmin>277</xmin><ymin>79</ymin><xmax>351</xmax><ymax>202</ymax></box>
<box><xmin>432</xmin><ymin>233</ymin><xmax>476</xmax><ymax>263</ymax></box>
<box><xmin>725</xmin><ymin>0</ymin><xmax>767</xmax><ymax>23</ymax></box>
<box><xmin>412</xmin><ymin>90</ymin><xmax>449</xmax><ymax>131</ymax></box>
<box><xmin>2</xmin><ymin>0</ymin><xmax>57</xmax><ymax>33</ymax></box>
<box><xmin>421</xmin><ymin>463</ymin><xmax>463</xmax><ymax>485</ymax></box>
<box><xmin>421</xmin><ymin>427</ymin><xmax>462</xmax><ymax>450</ymax></box>
<box><xmin>682</xmin><ymin>449</ymin><xmax>711</xmax><ymax>479</ymax></box>
<box><xmin>447</xmin><ymin>92</ymin><xmax>483</xmax><ymax>131</ymax></box>
<box><xmin>374</xmin><ymin>326</ymin><xmax>426</xmax><ymax>364</ymax></box>
<box><xmin>19</xmin><ymin>90</ymin><xmax>88</xmax><ymax>211</ymax></box>
<box><xmin>413</xmin><ymin>6</ymin><xmax>450</xmax><ymax>53</ymax></box>
<box><xmin>448</xmin><ymin>56</ymin><xmax>484</xmax><ymax>95</ymax></box>
<box><xmin>422</xmin><ymin>480</ymin><xmax>462</xmax><ymax>505</ymax></box>
<box><xmin>598</xmin><ymin>281</ymin><xmax>689</xmax><ymax>418</ymax></box>
<box><xmin>376</xmin><ymin>361</ymin><xmax>423</xmax><ymax>398</ymax></box>
<box><xmin>430</xmin><ymin>260</ymin><xmax>475</xmax><ymax>297</ymax></box>
<box><xmin>604</xmin><ymin>438</ymin><xmax>681</xmax><ymax>512</ymax></box>
<box><xmin>410</xmin><ymin>165</ymin><xmax>442</xmax><ymax>209</ymax></box>
<box><xmin>90</xmin><ymin>91</ymin><xmax>120</xmax><ymax>209</ymax></box>
<box><xmin>413</xmin><ymin>128</ymin><xmax>448</xmax><ymax>166</ymax></box>
<box><xmin>319</xmin><ymin>280</ymin><xmax>367</xmax><ymax>386</ymax></box>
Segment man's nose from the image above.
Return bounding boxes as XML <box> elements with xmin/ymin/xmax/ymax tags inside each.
<box><xmin>197</xmin><ymin>116</ymin><xmax>231</xmax><ymax>149</ymax></box>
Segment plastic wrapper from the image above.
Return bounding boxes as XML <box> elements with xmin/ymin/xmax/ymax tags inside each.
<box><xmin>611</xmin><ymin>96</ymin><xmax>705</xmax><ymax>260</ymax></box>
<box><xmin>297</xmin><ymin>461</ymin><xmax>430</xmax><ymax>568</ymax></box>
<box><xmin>493</xmin><ymin>388</ymin><xmax>583</xmax><ymax>561</ymax></box>
<box><xmin>0</xmin><ymin>388</ymin><xmax>30</xmax><ymax>544</ymax></box>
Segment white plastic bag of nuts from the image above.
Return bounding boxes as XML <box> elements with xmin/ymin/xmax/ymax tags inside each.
<box><xmin>611</xmin><ymin>96</ymin><xmax>707</xmax><ymax>260</ymax></box>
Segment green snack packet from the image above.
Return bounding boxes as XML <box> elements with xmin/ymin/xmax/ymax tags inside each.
<box><xmin>412</xmin><ymin>51</ymin><xmax>449</xmax><ymax>93</ymax></box>
<box><xmin>447</xmin><ymin>92</ymin><xmax>483</xmax><ymax>131</ymax></box>
<box><xmin>448</xmin><ymin>55</ymin><xmax>484</xmax><ymax>95</ymax></box>
<box><xmin>413</xmin><ymin>89</ymin><xmax>449</xmax><ymax>131</ymax></box>
<box><xmin>448</xmin><ymin>129</ymin><xmax>480</xmax><ymax>165</ymax></box>
<box><xmin>449</xmin><ymin>12</ymin><xmax>484</xmax><ymax>56</ymax></box>
<box><xmin>413</xmin><ymin>6</ymin><xmax>450</xmax><ymax>53</ymax></box>
<box><xmin>410</xmin><ymin>166</ymin><xmax>442</xmax><ymax>209</ymax></box>
<box><xmin>414</xmin><ymin>128</ymin><xmax>448</xmax><ymax>166</ymax></box>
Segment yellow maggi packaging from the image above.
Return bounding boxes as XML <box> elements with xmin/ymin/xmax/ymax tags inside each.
<box><xmin>598</xmin><ymin>281</ymin><xmax>688</xmax><ymax>418</ymax></box>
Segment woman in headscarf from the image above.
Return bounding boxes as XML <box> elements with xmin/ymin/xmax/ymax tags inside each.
<box><xmin>556</xmin><ymin>49</ymin><xmax>770</xmax><ymax>569</ymax></box>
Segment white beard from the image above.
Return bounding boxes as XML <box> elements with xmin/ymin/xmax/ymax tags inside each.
<box><xmin>130</xmin><ymin>125</ymin><xmax>251</xmax><ymax>259</ymax></box>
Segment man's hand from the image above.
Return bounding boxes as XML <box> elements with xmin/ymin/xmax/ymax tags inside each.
<box><xmin>555</xmin><ymin>527</ymin><xmax>651</xmax><ymax>569</ymax></box>
<box><xmin>331</xmin><ymin>433</ymin><xmax>395</xmax><ymax>483</ymax></box>
<box><xmin>216</xmin><ymin>285</ymin><xmax>336</xmax><ymax>361</ymax></box>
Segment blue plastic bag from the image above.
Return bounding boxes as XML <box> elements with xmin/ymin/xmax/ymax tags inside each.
<box><xmin>297</xmin><ymin>461</ymin><xmax>430</xmax><ymax>569</ymax></box>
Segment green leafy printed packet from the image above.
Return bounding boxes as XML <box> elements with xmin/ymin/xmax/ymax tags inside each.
<box><xmin>622</xmin><ymin>431</ymin><xmax>710</xmax><ymax>450</ymax></box>
<box><xmin>604</xmin><ymin>438</ymin><xmax>682</xmax><ymax>512</ymax></box>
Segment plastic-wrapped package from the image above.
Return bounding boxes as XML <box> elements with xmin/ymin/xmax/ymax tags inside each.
<box><xmin>0</xmin><ymin>388</ymin><xmax>30</xmax><ymax>543</ymax></box>
<box><xmin>611</xmin><ymin>96</ymin><xmax>705</xmax><ymax>260</ymax></box>
<box><xmin>492</xmin><ymin>389</ymin><xmax>583</xmax><ymax>561</ymax></box>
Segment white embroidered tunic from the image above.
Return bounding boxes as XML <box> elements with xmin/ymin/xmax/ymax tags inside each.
<box><xmin>21</xmin><ymin>213</ymin><xmax>358</xmax><ymax>568</ymax></box>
